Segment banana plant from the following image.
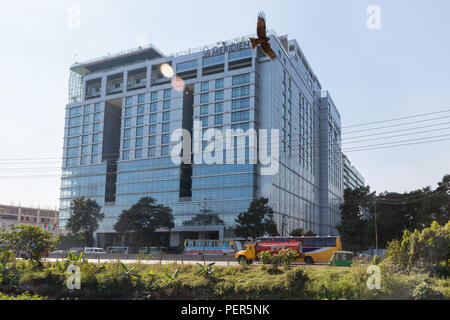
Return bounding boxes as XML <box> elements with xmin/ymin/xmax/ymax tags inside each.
<box><xmin>120</xmin><ymin>262</ymin><xmax>137</xmax><ymax>280</ymax></box>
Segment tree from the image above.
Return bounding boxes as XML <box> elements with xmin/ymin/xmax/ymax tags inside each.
<box><xmin>114</xmin><ymin>197</ymin><xmax>174</xmax><ymax>247</ymax></box>
<box><xmin>303</xmin><ymin>230</ymin><xmax>317</xmax><ymax>236</ymax></box>
<box><xmin>290</xmin><ymin>228</ymin><xmax>304</xmax><ymax>237</ymax></box>
<box><xmin>66</xmin><ymin>197</ymin><xmax>104</xmax><ymax>247</ymax></box>
<box><xmin>386</xmin><ymin>221</ymin><xmax>450</xmax><ymax>267</ymax></box>
<box><xmin>0</xmin><ymin>225</ymin><xmax>56</xmax><ymax>264</ymax></box>
<box><xmin>337</xmin><ymin>186</ymin><xmax>373</xmax><ymax>253</ymax></box>
<box><xmin>183</xmin><ymin>213</ymin><xmax>224</xmax><ymax>226</ymax></box>
<box><xmin>234</xmin><ymin>198</ymin><xmax>279</xmax><ymax>239</ymax></box>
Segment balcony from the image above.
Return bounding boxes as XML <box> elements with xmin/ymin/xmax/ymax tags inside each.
<box><xmin>127</xmin><ymin>67</ymin><xmax>147</xmax><ymax>91</ymax></box>
<box><xmin>106</xmin><ymin>82</ymin><xmax>123</xmax><ymax>95</ymax></box>
<box><xmin>106</xmin><ymin>73</ymin><xmax>124</xmax><ymax>95</ymax></box>
<box><xmin>85</xmin><ymin>78</ymin><xmax>102</xmax><ymax>99</ymax></box>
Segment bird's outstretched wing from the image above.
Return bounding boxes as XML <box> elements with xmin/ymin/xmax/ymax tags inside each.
<box><xmin>256</xmin><ymin>12</ymin><xmax>267</xmax><ymax>40</ymax></box>
<box><xmin>261</xmin><ymin>40</ymin><xmax>277</xmax><ymax>59</ymax></box>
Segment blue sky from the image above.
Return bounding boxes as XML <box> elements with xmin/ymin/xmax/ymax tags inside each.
<box><xmin>0</xmin><ymin>0</ymin><xmax>449</xmax><ymax>208</ymax></box>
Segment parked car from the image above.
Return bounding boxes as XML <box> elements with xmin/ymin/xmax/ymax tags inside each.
<box><xmin>84</xmin><ymin>247</ymin><xmax>106</xmax><ymax>254</ymax></box>
<box><xmin>106</xmin><ymin>246</ymin><xmax>129</xmax><ymax>254</ymax></box>
<box><xmin>68</xmin><ymin>247</ymin><xmax>84</xmax><ymax>255</ymax></box>
<box><xmin>51</xmin><ymin>250</ymin><xmax>67</xmax><ymax>255</ymax></box>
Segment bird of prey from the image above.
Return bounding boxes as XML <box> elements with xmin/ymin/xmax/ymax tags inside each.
<box><xmin>249</xmin><ymin>12</ymin><xmax>276</xmax><ymax>59</ymax></box>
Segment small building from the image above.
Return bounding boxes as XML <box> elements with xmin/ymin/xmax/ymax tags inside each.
<box><xmin>0</xmin><ymin>204</ymin><xmax>59</xmax><ymax>234</ymax></box>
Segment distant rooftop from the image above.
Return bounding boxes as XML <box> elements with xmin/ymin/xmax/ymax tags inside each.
<box><xmin>71</xmin><ymin>44</ymin><xmax>165</xmax><ymax>75</ymax></box>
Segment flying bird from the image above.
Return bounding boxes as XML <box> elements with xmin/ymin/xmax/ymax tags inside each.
<box><xmin>249</xmin><ymin>12</ymin><xmax>276</xmax><ymax>59</ymax></box>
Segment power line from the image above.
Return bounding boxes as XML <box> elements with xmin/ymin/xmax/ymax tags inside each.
<box><xmin>343</xmin><ymin>115</ymin><xmax>450</xmax><ymax>135</ymax></box>
<box><xmin>343</xmin><ymin>121</ymin><xmax>450</xmax><ymax>140</ymax></box>
<box><xmin>342</xmin><ymin>108</ymin><xmax>450</xmax><ymax>129</ymax></box>
<box><xmin>343</xmin><ymin>137</ymin><xmax>450</xmax><ymax>153</ymax></box>
<box><xmin>342</xmin><ymin>126</ymin><xmax>450</xmax><ymax>145</ymax></box>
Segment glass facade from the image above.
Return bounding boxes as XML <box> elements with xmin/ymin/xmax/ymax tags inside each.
<box><xmin>61</xmin><ymin>35</ymin><xmax>343</xmax><ymax>246</ymax></box>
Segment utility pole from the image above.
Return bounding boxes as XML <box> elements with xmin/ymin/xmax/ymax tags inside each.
<box><xmin>374</xmin><ymin>197</ymin><xmax>378</xmax><ymax>255</ymax></box>
<box><xmin>198</xmin><ymin>197</ymin><xmax>211</xmax><ymax>255</ymax></box>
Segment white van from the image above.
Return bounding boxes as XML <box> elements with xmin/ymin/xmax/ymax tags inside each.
<box><xmin>84</xmin><ymin>247</ymin><xmax>106</xmax><ymax>254</ymax></box>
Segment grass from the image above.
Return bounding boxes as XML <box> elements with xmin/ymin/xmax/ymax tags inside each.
<box><xmin>0</xmin><ymin>258</ymin><xmax>448</xmax><ymax>300</ymax></box>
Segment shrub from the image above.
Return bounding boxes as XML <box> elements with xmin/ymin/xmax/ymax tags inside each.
<box><xmin>196</xmin><ymin>263</ymin><xmax>217</xmax><ymax>280</ymax></box>
<box><xmin>412</xmin><ymin>281</ymin><xmax>444</xmax><ymax>300</ymax></box>
<box><xmin>285</xmin><ymin>268</ymin><xmax>309</xmax><ymax>296</ymax></box>
<box><xmin>278</xmin><ymin>249</ymin><xmax>300</xmax><ymax>269</ymax></box>
<box><xmin>257</xmin><ymin>250</ymin><xmax>272</xmax><ymax>266</ymax></box>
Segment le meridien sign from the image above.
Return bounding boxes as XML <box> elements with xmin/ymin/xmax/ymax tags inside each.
<box><xmin>203</xmin><ymin>40</ymin><xmax>251</xmax><ymax>58</ymax></box>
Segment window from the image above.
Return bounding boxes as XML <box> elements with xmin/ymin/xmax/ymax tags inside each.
<box><xmin>163</xmin><ymin>112</ymin><xmax>170</xmax><ymax>121</ymax></box>
<box><xmin>124</xmin><ymin>107</ymin><xmax>132</xmax><ymax>116</ymax></box>
<box><xmin>138</xmin><ymin>94</ymin><xmax>145</xmax><ymax>103</ymax></box>
<box><xmin>135</xmin><ymin>149</ymin><xmax>143</xmax><ymax>159</ymax></box>
<box><xmin>232</xmin><ymin>85</ymin><xmax>250</xmax><ymax>98</ymax></box>
<box><xmin>202</xmin><ymin>55</ymin><xmax>224</xmax><ymax>67</ymax></box>
<box><xmin>69</xmin><ymin>117</ymin><xmax>81</xmax><ymax>126</ymax></box>
<box><xmin>123</xmin><ymin>139</ymin><xmax>131</xmax><ymax>149</ymax></box>
<box><xmin>162</xmin><ymin>123</ymin><xmax>170</xmax><ymax>132</ymax></box>
<box><xmin>83</xmin><ymin>105</ymin><xmax>91</xmax><ymax>114</ymax></box>
<box><xmin>215</xmin><ymin>78</ymin><xmax>224</xmax><ymax>89</ymax></box>
<box><xmin>94</xmin><ymin>113</ymin><xmax>101</xmax><ymax>122</ymax></box>
<box><xmin>151</xmin><ymin>91</ymin><xmax>158</xmax><ymax>101</ymax></box>
<box><xmin>149</xmin><ymin>125</ymin><xmax>156</xmax><ymax>135</ymax></box>
<box><xmin>82</xmin><ymin>125</ymin><xmax>90</xmax><ymax>134</ymax></box>
<box><xmin>161</xmin><ymin>145</ymin><xmax>169</xmax><ymax>156</ymax></box>
<box><xmin>148</xmin><ymin>147</ymin><xmax>156</xmax><ymax>157</ymax></box>
<box><xmin>80</xmin><ymin>156</ymin><xmax>89</xmax><ymax>165</ymax></box>
<box><xmin>135</xmin><ymin>137</ymin><xmax>143</xmax><ymax>148</ymax></box>
<box><xmin>68</xmin><ymin>127</ymin><xmax>80</xmax><ymax>136</ymax></box>
<box><xmin>123</xmin><ymin>151</ymin><xmax>130</xmax><ymax>160</ymax></box>
<box><xmin>163</xmin><ymin>89</ymin><xmax>171</xmax><ymax>99</ymax></box>
<box><xmin>82</xmin><ymin>135</ymin><xmax>89</xmax><ymax>145</ymax></box>
<box><xmin>93</xmin><ymin>123</ymin><xmax>101</xmax><ymax>132</ymax></box>
<box><xmin>149</xmin><ymin>114</ymin><xmax>157</xmax><ymax>123</ymax></box>
<box><xmin>232</xmin><ymin>73</ymin><xmax>250</xmax><ymax>86</ymax></box>
<box><xmin>93</xmin><ymin>133</ymin><xmax>101</xmax><ymax>143</ymax></box>
<box><xmin>201</xmin><ymin>82</ymin><xmax>209</xmax><ymax>92</ymax></box>
<box><xmin>136</xmin><ymin>127</ymin><xmax>144</xmax><ymax>137</ymax></box>
<box><xmin>90</xmin><ymin>144</ymin><xmax>98</xmax><ymax>154</ymax></box>
<box><xmin>123</xmin><ymin>129</ymin><xmax>131</xmax><ymax>139</ymax></box>
<box><xmin>69</xmin><ymin>107</ymin><xmax>82</xmax><ymax>116</ymax></box>
<box><xmin>124</xmin><ymin>118</ymin><xmax>132</xmax><ymax>127</ymax></box>
<box><xmin>163</xmin><ymin>100</ymin><xmax>170</xmax><ymax>110</ymax></box>
<box><xmin>214</xmin><ymin>114</ymin><xmax>223</xmax><ymax>125</ymax></box>
<box><xmin>231</xmin><ymin>98</ymin><xmax>250</xmax><ymax>110</ymax></box>
<box><xmin>125</xmin><ymin>96</ymin><xmax>133</xmax><ymax>106</ymax></box>
<box><xmin>83</xmin><ymin>115</ymin><xmax>90</xmax><ymax>124</ymax></box>
<box><xmin>215</xmin><ymin>102</ymin><xmax>223</xmax><ymax>113</ymax></box>
<box><xmin>94</xmin><ymin>103</ymin><xmax>101</xmax><ymax>112</ymax></box>
<box><xmin>136</xmin><ymin>116</ymin><xmax>144</xmax><ymax>126</ymax></box>
<box><xmin>66</xmin><ymin>157</ymin><xmax>78</xmax><ymax>167</ymax></box>
<box><xmin>67</xmin><ymin>147</ymin><xmax>78</xmax><ymax>156</ymax></box>
<box><xmin>176</xmin><ymin>60</ymin><xmax>197</xmax><ymax>72</ymax></box>
<box><xmin>231</xmin><ymin>111</ymin><xmax>249</xmax><ymax>122</ymax></box>
<box><xmin>161</xmin><ymin>134</ymin><xmax>169</xmax><ymax>144</ymax></box>
<box><xmin>231</xmin><ymin>123</ymin><xmax>250</xmax><ymax>131</ymax></box>
<box><xmin>200</xmin><ymin>105</ymin><xmax>208</xmax><ymax>115</ymax></box>
<box><xmin>81</xmin><ymin>145</ymin><xmax>89</xmax><ymax>155</ymax></box>
<box><xmin>200</xmin><ymin>93</ymin><xmax>209</xmax><ymax>104</ymax></box>
<box><xmin>149</xmin><ymin>136</ymin><xmax>156</xmax><ymax>146</ymax></box>
<box><xmin>228</xmin><ymin>48</ymin><xmax>252</xmax><ymax>60</ymax></box>
<box><xmin>215</xmin><ymin>90</ymin><xmax>224</xmax><ymax>101</ymax></box>
<box><xmin>137</xmin><ymin>105</ymin><xmax>145</xmax><ymax>114</ymax></box>
<box><xmin>200</xmin><ymin>117</ymin><xmax>208</xmax><ymax>127</ymax></box>
<box><xmin>150</xmin><ymin>102</ymin><xmax>157</xmax><ymax>112</ymax></box>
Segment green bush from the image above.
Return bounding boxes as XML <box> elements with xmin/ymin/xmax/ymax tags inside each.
<box><xmin>412</xmin><ymin>281</ymin><xmax>444</xmax><ymax>300</ymax></box>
